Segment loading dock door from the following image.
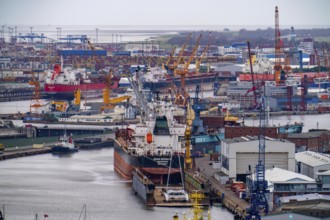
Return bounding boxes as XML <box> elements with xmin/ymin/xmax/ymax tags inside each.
<box><xmin>236</xmin><ymin>152</ymin><xmax>288</xmax><ymax>175</ymax></box>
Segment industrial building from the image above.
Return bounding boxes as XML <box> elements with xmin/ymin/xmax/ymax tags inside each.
<box><xmin>288</xmin><ymin>130</ymin><xmax>330</xmax><ymax>153</ymax></box>
<box><xmin>296</xmin><ymin>151</ymin><xmax>330</xmax><ymax>179</ymax></box>
<box><xmin>247</xmin><ymin>167</ymin><xmax>317</xmax><ymax>211</ymax></box>
<box><xmin>267</xmin><ymin>95</ymin><xmax>319</xmax><ymax>111</ymax></box>
<box><xmin>220</xmin><ymin>136</ymin><xmax>295</xmax><ymax>181</ymax></box>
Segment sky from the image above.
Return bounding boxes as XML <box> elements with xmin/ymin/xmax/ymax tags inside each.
<box><xmin>0</xmin><ymin>0</ymin><xmax>329</xmax><ymax>27</ymax></box>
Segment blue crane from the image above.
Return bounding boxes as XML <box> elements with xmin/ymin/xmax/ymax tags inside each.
<box><xmin>246</xmin><ymin>41</ymin><xmax>269</xmax><ymax>220</ymax></box>
<box><xmin>17</xmin><ymin>33</ymin><xmax>47</xmax><ymax>43</ymax></box>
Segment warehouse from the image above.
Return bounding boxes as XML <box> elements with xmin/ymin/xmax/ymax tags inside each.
<box><xmin>220</xmin><ymin>136</ymin><xmax>295</xmax><ymax>181</ymax></box>
<box><xmin>296</xmin><ymin>151</ymin><xmax>330</xmax><ymax>179</ymax></box>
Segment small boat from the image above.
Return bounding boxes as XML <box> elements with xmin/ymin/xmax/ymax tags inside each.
<box><xmin>51</xmin><ymin>130</ymin><xmax>78</xmax><ymax>153</ymax></box>
<box><xmin>278</xmin><ymin>122</ymin><xmax>304</xmax><ymax>134</ymax></box>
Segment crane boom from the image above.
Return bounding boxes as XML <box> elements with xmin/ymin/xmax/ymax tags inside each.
<box><xmin>127</xmin><ymin>68</ymin><xmax>153</xmax><ymax>119</ymax></box>
<box><xmin>165</xmin><ymin>46</ymin><xmax>176</xmax><ymax>67</ymax></box>
<box><xmin>247</xmin><ymin>41</ymin><xmax>259</xmax><ymax>108</ymax></box>
<box><xmin>274</xmin><ymin>6</ymin><xmax>282</xmax><ymax>84</ymax></box>
<box><xmin>196</xmin><ymin>32</ymin><xmax>211</xmax><ymax>73</ymax></box>
<box><xmin>167</xmin><ymin>33</ymin><xmax>192</xmax><ymax>73</ymax></box>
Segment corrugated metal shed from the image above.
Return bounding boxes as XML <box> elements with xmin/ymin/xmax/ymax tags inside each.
<box><xmin>280</xmin><ymin>193</ymin><xmax>330</xmax><ymax>203</ymax></box>
<box><xmin>296</xmin><ymin>151</ymin><xmax>330</xmax><ymax>167</ymax></box>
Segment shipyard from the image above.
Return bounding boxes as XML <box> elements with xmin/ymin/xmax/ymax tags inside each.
<box><xmin>1</xmin><ymin>1</ymin><xmax>330</xmax><ymax>220</ymax></box>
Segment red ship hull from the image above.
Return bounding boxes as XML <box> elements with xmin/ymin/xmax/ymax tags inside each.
<box><xmin>44</xmin><ymin>79</ymin><xmax>120</xmax><ymax>100</ymax></box>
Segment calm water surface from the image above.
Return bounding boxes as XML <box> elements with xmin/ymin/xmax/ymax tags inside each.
<box><xmin>0</xmin><ymin>148</ymin><xmax>233</xmax><ymax>220</ymax></box>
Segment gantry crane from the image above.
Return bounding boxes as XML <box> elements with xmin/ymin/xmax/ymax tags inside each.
<box><xmin>165</xmin><ymin>33</ymin><xmax>192</xmax><ymax>75</ymax></box>
<box><xmin>196</xmin><ymin>32</ymin><xmax>211</xmax><ymax>74</ymax></box>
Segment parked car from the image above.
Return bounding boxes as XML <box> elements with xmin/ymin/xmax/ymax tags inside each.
<box><xmin>163</xmin><ymin>189</ymin><xmax>189</xmax><ymax>202</ymax></box>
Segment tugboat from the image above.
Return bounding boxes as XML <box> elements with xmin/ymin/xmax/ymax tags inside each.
<box><xmin>51</xmin><ymin>130</ymin><xmax>78</xmax><ymax>153</ymax></box>
<box><xmin>278</xmin><ymin>122</ymin><xmax>304</xmax><ymax>134</ymax></box>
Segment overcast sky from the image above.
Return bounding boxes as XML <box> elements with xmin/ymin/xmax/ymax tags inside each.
<box><xmin>0</xmin><ymin>0</ymin><xmax>329</xmax><ymax>27</ymax></box>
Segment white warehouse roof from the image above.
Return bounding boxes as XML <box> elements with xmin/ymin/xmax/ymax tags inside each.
<box><xmin>280</xmin><ymin>193</ymin><xmax>330</xmax><ymax>204</ymax></box>
<box><xmin>261</xmin><ymin>167</ymin><xmax>315</xmax><ymax>183</ymax></box>
<box><xmin>250</xmin><ymin>167</ymin><xmax>315</xmax><ymax>192</ymax></box>
<box><xmin>296</xmin><ymin>151</ymin><xmax>330</xmax><ymax>167</ymax></box>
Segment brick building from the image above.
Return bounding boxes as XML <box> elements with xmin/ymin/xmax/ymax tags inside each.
<box><xmin>287</xmin><ymin>130</ymin><xmax>330</xmax><ymax>153</ymax></box>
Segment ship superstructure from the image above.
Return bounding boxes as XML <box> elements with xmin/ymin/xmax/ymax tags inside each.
<box><xmin>114</xmin><ymin>98</ymin><xmax>186</xmax><ymax>183</ymax></box>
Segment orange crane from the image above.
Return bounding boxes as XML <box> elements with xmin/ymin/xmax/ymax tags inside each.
<box><xmin>166</xmin><ymin>33</ymin><xmax>192</xmax><ymax>75</ymax></box>
<box><xmin>196</xmin><ymin>32</ymin><xmax>211</xmax><ymax>74</ymax></box>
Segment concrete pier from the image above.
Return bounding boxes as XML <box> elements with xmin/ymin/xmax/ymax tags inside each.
<box><xmin>0</xmin><ymin>147</ymin><xmax>51</xmax><ymax>161</ymax></box>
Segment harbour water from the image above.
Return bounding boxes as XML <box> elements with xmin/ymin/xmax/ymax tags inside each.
<box><xmin>0</xmin><ymin>148</ymin><xmax>233</xmax><ymax>220</ymax></box>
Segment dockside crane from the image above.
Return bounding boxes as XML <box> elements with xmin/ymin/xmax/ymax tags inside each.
<box><xmin>246</xmin><ymin>42</ymin><xmax>269</xmax><ymax>220</ymax></box>
<box><xmin>29</xmin><ymin>70</ymin><xmax>43</xmax><ymax>113</ymax></box>
<box><xmin>174</xmin><ymin>33</ymin><xmax>202</xmax><ymax>106</ymax></box>
<box><xmin>246</xmin><ymin>96</ymin><xmax>269</xmax><ymax>220</ymax></box>
<box><xmin>247</xmin><ymin>41</ymin><xmax>261</xmax><ymax>109</ymax></box>
<box><xmin>101</xmin><ymin>69</ymin><xmax>131</xmax><ymax>112</ymax></box>
<box><xmin>127</xmin><ymin>67</ymin><xmax>153</xmax><ymax>120</ymax></box>
<box><xmin>196</xmin><ymin>32</ymin><xmax>211</xmax><ymax>74</ymax></box>
<box><xmin>163</xmin><ymin>46</ymin><xmax>176</xmax><ymax>70</ymax></box>
<box><xmin>165</xmin><ymin>33</ymin><xmax>192</xmax><ymax>75</ymax></box>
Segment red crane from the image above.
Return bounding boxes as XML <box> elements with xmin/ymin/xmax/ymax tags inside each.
<box><xmin>247</xmin><ymin>41</ymin><xmax>260</xmax><ymax>109</ymax></box>
<box><xmin>274</xmin><ymin>6</ymin><xmax>283</xmax><ymax>84</ymax></box>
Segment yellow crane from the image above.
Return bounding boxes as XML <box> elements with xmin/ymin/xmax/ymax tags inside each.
<box><xmin>87</xmin><ymin>38</ymin><xmax>98</xmax><ymax>70</ymax></box>
<box><xmin>196</xmin><ymin>32</ymin><xmax>211</xmax><ymax>74</ymax></box>
<box><xmin>50</xmin><ymin>89</ymin><xmax>81</xmax><ymax>112</ymax></box>
<box><xmin>162</xmin><ymin>46</ymin><xmax>176</xmax><ymax>70</ymax></box>
<box><xmin>184</xmin><ymin>99</ymin><xmax>195</xmax><ymax>171</ymax></box>
<box><xmin>29</xmin><ymin>70</ymin><xmax>43</xmax><ymax>113</ymax></box>
<box><xmin>174</xmin><ymin>34</ymin><xmax>202</xmax><ymax>106</ymax></box>
<box><xmin>166</xmin><ymin>33</ymin><xmax>192</xmax><ymax>74</ymax></box>
<box><xmin>101</xmin><ymin>69</ymin><xmax>132</xmax><ymax>112</ymax></box>
<box><xmin>175</xmin><ymin>33</ymin><xmax>202</xmax><ymax>89</ymax></box>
